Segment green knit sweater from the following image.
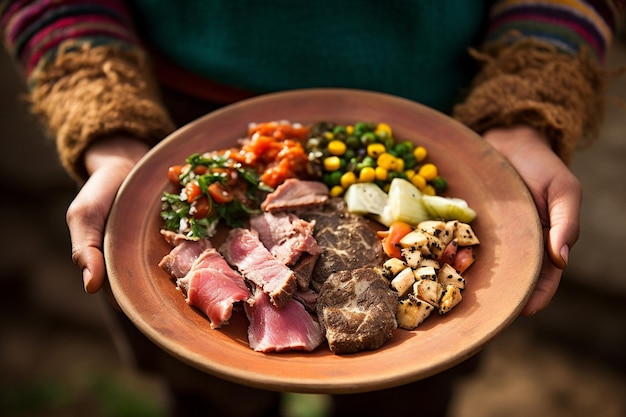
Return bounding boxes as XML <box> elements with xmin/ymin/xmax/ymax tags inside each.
<box><xmin>127</xmin><ymin>0</ymin><xmax>489</xmax><ymax>112</ymax></box>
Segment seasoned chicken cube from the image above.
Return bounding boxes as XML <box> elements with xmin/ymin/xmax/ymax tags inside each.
<box><xmin>398</xmin><ymin>230</ymin><xmax>430</xmax><ymax>251</ymax></box>
<box><xmin>437</xmin><ymin>263</ymin><xmax>466</xmax><ymax>290</ymax></box>
<box><xmin>454</xmin><ymin>222</ymin><xmax>480</xmax><ymax>246</ymax></box>
<box><xmin>414</xmin><ymin>266</ymin><xmax>437</xmax><ymax>281</ymax></box>
<box><xmin>439</xmin><ymin>285</ymin><xmax>462</xmax><ymax>315</ymax></box>
<box><xmin>390</xmin><ymin>267</ymin><xmax>415</xmax><ymax>296</ymax></box>
<box><xmin>413</xmin><ymin>279</ymin><xmax>444</xmax><ymax>306</ymax></box>
<box><xmin>396</xmin><ymin>295</ymin><xmax>434</xmax><ymax>330</ymax></box>
<box><xmin>382</xmin><ymin>258</ymin><xmax>407</xmax><ymax>280</ymax></box>
<box><xmin>400</xmin><ymin>247</ymin><xmax>422</xmax><ymax>269</ymax></box>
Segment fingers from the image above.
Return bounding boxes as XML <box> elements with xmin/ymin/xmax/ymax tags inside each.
<box><xmin>67</xmin><ymin>168</ymin><xmax>124</xmax><ymax>293</ymax></box>
<box><xmin>520</xmin><ymin>256</ymin><xmax>563</xmax><ymax>316</ymax></box>
<box><xmin>545</xmin><ymin>176</ymin><xmax>582</xmax><ymax>270</ymax></box>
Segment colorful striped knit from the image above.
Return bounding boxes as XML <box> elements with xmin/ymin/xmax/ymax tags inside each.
<box><xmin>1</xmin><ymin>0</ymin><xmax>624</xmax><ymax>85</ymax></box>
<box><xmin>0</xmin><ymin>0</ymin><xmax>139</xmax><ymax>79</ymax></box>
<box><xmin>486</xmin><ymin>0</ymin><xmax>626</xmax><ymax>61</ymax></box>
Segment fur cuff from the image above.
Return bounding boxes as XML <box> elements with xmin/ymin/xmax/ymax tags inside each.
<box><xmin>29</xmin><ymin>41</ymin><xmax>176</xmax><ymax>182</ymax></box>
<box><xmin>453</xmin><ymin>38</ymin><xmax>606</xmax><ymax>165</ymax></box>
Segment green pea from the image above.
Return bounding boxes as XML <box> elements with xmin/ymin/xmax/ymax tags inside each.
<box><xmin>354</xmin><ymin>122</ymin><xmax>375</xmax><ymax>136</ymax></box>
<box><xmin>329</xmin><ymin>170</ymin><xmax>343</xmax><ymax>186</ymax></box>
<box><xmin>333</xmin><ymin>125</ymin><xmax>347</xmax><ymax>135</ymax></box>
<box><xmin>345</xmin><ymin>135</ymin><xmax>361</xmax><ymax>149</ymax></box>
<box><xmin>430</xmin><ymin>176</ymin><xmax>448</xmax><ymax>192</ymax></box>
<box><xmin>360</xmin><ymin>132</ymin><xmax>377</xmax><ymax>146</ymax></box>
<box><xmin>402</xmin><ymin>154</ymin><xmax>417</xmax><ymax>170</ymax></box>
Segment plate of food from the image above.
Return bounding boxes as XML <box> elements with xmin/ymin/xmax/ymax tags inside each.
<box><xmin>104</xmin><ymin>88</ymin><xmax>542</xmax><ymax>394</ymax></box>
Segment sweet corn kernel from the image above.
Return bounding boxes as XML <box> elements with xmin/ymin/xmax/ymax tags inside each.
<box><xmin>394</xmin><ymin>158</ymin><xmax>405</xmax><ymax>173</ymax></box>
<box><xmin>329</xmin><ymin>185</ymin><xmax>345</xmax><ymax>197</ymax></box>
<box><xmin>323</xmin><ymin>156</ymin><xmax>342</xmax><ymax>171</ymax></box>
<box><xmin>404</xmin><ymin>169</ymin><xmax>416</xmax><ymax>179</ymax></box>
<box><xmin>346</xmin><ymin>125</ymin><xmax>354</xmax><ymax>135</ymax></box>
<box><xmin>327</xmin><ymin>140</ymin><xmax>347</xmax><ymax>156</ymax></box>
<box><xmin>323</xmin><ymin>131</ymin><xmax>334</xmax><ymax>140</ymax></box>
<box><xmin>340</xmin><ymin>171</ymin><xmax>357</xmax><ymax>188</ymax></box>
<box><xmin>410</xmin><ymin>174</ymin><xmax>427</xmax><ymax>190</ymax></box>
<box><xmin>413</xmin><ymin>146</ymin><xmax>428</xmax><ymax>162</ymax></box>
<box><xmin>377</xmin><ymin>152</ymin><xmax>397</xmax><ymax>170</ymax></box>
<box><xmin>375</xmin><ymin>166</ymin><xmax>388</xmax><ymax>181</ymax></box>
<box><xmin>367</xmin><ymin>143</ymin><xmax>386</xmax><ymax>158</ymax></box>
<box><xmin>375</xmin><ymin>122</ymin><xmax>392</xmax><ymax>137</ymax></box>
<box><xmin>359</xmin><ymin>166</ymin><xmax>376</xmax><ymax>182</ymax></box>
<box><xmin>422</xmin><ymin>184</ymin><xmax>436</xmax><ymax>195</ymax></box>
<box><xmin>417</xmin><ymin>163</ymin><xmax>438</xmax><ymax>180</ymax></box>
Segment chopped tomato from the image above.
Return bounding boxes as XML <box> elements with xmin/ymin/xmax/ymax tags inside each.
<box><xmin>378</xmin><ymin>221</ymin><xmax>413</xmax><ymax>259</ymax></box>
<box><xmin>184</xmin><ymin>181</ymin><xmax>203</xmax><ymax>202</ymax></box>
<box><xmin>167</xmin><ymin>165</ymin><xmax>183</xmax><ymax>185</ymax></box>
<box><xmin>441</xmin><ymin>239</ymin><xmax>458</xmax><ymax>265</ymax></box>
<box><xmin>452</xmin><ymin>246</ymin><xmax>476</xmax><ymax>274</ymax></box>
<box><xmin>248</xmin><ymin>121</ymin><xmax>309</xmax><ymax>141</ymax></box>
<box><xmin>192</xmin><ymin>196</ymin><xmax>212</xmax><ymax>219</ymax></box>
<box><xmin>208</xmin><ymin>182</ymin><xmax>234</xmax><ymax>204</ymax></box>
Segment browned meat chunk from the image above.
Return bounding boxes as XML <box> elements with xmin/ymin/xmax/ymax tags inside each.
<box><xmin>317</xmin><ymin>267</ymin><xmax>397</xmax><ymax>354</ymax></box>
<box><xmin>299</xmin><ymin>198</ymin><xmax>384</xmax><ymax>291</ymax></box>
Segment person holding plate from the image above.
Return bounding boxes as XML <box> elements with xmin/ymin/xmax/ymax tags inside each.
<box><xmin>2</xmin><ymin>1</ymin><xmax>623</xmax><ymax>416</ymax></box>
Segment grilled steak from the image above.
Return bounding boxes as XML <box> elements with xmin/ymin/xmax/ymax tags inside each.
<box><xmin>316</xmin><ymin>267</ymin><xmax>397</xmax><ymax>354</ymax></box>
<box><xmin>299</xmin><ymin>198</ymin><xmax>384</xmax><ymax>292</ymax></box>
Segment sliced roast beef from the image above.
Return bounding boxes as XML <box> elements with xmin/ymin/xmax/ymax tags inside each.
<box><xmin>261</xmin><ymin>178</ymin><xmax>329</xmax><ymax>211</ymax></box>
<box><xmin>249</xmin><ymin>211</ymin><xmax>322</xmax><ymax>266</ymax></box>
<box><xmin>316</xmin><ymin>267</ymin><xmax>397</xmax><ymax>354</ymax></box>
<box><xmin>245</xmin><ymin>287</ymin><xmax>323</xmax><ymax>353</ymax></box>
<box><xmin>299</xmin><ymin>198</ymin><xmax>384</xmax><ymax>291</ymax></box>
<box><xmin>291</xmin><ymin>252</ymin><xmax>320</xmax><ymax>290</ymax></box>
<box><xmin>177</xmin><ymin>248</ymin><xmax>252</xmax><ymax>329</ymax></box>
<box><xmin>158</xmin><ymin>235</ymin><xmax>211</xmax><ymax>279</ymax></box>
<box><xmin>219</xmin><ymin>228</ymin><xmax>296</xmax><ymax>308</ymax></box>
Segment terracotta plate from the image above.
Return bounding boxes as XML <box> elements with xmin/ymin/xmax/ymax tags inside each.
<box><xmin>105</xmin><ymin>88</ymin><xmax>542</xmax><ymax>394</ymax></box>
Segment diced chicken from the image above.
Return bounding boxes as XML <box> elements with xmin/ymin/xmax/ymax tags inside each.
<box><xmin>382</xmin><ymin>257</ymin><xmax>407</xmax><ymax>280</ymax></box>
<box><xmin>390</xmin><ymin>267</ymin><xmax>415</xmax><ymax>296</ymax></box>
<box><xmin>414</xmin><ymin>266</ymin><xmax>437</xmax><ymax>281</ymax></box>
<box><xmin>439</xmin><ymin>285</ymin><xmax>462</xmax><ymax>314</ymax></box>
<box><xmin>401</xmin><ymin>247</ymin><xmax>422</xmax><ymax>269</ymax></box>
<box><xmin>397</xmin><ymin>295</ymin><xmax>434</xmax><ymax>329</ymax></box>
<box><xmin>416</xmin><ymin>220</ymin><xmax>446</xmax><ymax>238</ymax></box>
<box><xmin>441</xmin><ymin>220</ymin><xmax>458</xmax><ymax>246</ymax></box>
<box><xmin>455</xmin><ymin>222</ymin><xmax>480</xmax><ymax>246</ymax></box>
<box><xmin>398</xmin><ymin>230</ymin><xmax>430</xmax><ymax>251</ymax></box>
<box><xmin>437</xmin><ymin>263</ymin><xmax>466</xmax><ymax>290</ymax></box>
<box><xmin>413</xmin><ymin>279</ymin><xmax>444</xmax><ymax>306</ymax></box>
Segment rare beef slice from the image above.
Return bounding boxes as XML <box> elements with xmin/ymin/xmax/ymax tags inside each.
<box><xmin>316</xmin><ymin>267</ymin><xmax>398</xmax><ymax>354</ymax></box>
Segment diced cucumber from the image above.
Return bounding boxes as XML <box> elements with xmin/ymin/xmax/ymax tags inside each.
<box><xmin>421</xmin><ymin>195</ymin><xmax>477</xmax><ymax>223</ymax></box>
<box><xmin>344</xmin><ymin>182</ymin><xmax>388</xmax><ymax>216</ymax></box>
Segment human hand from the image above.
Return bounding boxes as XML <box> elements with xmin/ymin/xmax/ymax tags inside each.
<box><xmin>482</xmin><ymin>125</ymin><xmax>582</xmax><ymax>316</ymax></box>
<box><xmin>66</xmin><ymin>136</ymin><xmax>150</xmax><ymax>293</ymax></box>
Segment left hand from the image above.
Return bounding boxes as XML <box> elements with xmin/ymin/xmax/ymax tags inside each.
<box><xmin>482</xmin><ymin>125</ymin><xmax>582</xmax><ymax>316</ymax></box>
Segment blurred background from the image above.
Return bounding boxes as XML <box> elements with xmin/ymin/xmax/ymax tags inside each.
<box><xmin>1</xmin><ymin>36</ymin><xmax>625</xmax><ymax>416</ymax></box>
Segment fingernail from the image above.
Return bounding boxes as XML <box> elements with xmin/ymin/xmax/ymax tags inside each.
<box><xmin>560</xmin><ymin>245</ymin><xmax>569</xmax><ymax>268</ymax></box>
<box><xmin>82</xmin><ymin>268</ymin><xmax>92</xmax><ymax>293</ymax></box>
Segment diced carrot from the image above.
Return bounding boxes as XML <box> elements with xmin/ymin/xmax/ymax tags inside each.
<box><xmin>380</xmin><ymin>221</ymin><xmax>414</xmax><ymax>259</ymax></box>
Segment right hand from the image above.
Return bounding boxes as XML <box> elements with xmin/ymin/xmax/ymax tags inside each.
<box><xmin>66</xmin><ymin>136</ymin><xmax>150</xmax><ymax>293</ymax></box>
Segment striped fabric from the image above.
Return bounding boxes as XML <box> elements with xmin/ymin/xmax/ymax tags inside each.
<box><xmin>487</xmin><ymin>0</ymin><xmax>626</xmax><ymax>61</ymax></box>
<box><xmin>0</xmin><ymin>0</ymin><xmax>139</xmax><ymax>79</ymax></box>
<box><xmin>1</xmin><ymin>0</ymin><xmax>624</xmax><ymax>83</ymax></box>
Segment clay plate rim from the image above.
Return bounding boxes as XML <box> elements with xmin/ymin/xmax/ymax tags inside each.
<box><xmin>104</xmin><ymin>88</ymin><xmax>542</xmax><ymax>394</ymax></box>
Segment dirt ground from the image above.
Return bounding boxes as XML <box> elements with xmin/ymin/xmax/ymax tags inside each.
<box><xmin>1</xmin><ymin>38</ymin><xmax>625</xmax><ymax>417</ymax></box>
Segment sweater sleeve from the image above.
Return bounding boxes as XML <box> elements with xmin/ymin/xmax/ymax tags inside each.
<box><xmin>1</xmin><ymin>0</ymin><xmax>175</xmax><ymax>182</ymax></box>
<box><xmin>453</xmin><ymin>0</ymin><xmax>625</xmax><ymax>165</ymax></box>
